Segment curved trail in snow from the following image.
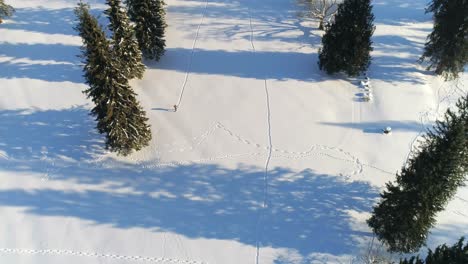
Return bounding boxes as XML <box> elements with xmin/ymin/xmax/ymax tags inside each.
<box><xmin>404</xmin><ymin>79</ymin><xmax>467</xmax><ymax>165</ymax></box>
<box><xmin>0</xmin><ymin>248</ymin><xmax>207</xmax><ymax>264</ymax></box>
<box><xmin>175</xmin><ymin>0</ymin><xmax>209</xmax><ymax>109</ymax></box>
<box><xmin>245</xmin><ymin>5</ymin><xmax>273</xmax><ymax>264</ymax></box>
<box><xmin>256</xmin><ymin>80</ymin><xmax>273</xmax><ymax>264</ymax></box>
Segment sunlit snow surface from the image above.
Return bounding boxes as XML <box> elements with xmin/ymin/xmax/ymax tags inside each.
<box><xmin>0</xmin><ymin>0</ymin><xmax>466</xmax><ymax>263</ymax></box>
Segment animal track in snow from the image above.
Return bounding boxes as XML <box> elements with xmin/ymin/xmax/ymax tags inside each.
<box><xmin>0</xmin><ymin>248</ymin><xmax>207</xmax><ymax>264</ymax></box>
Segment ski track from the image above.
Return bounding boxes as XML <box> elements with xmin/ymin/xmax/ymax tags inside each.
<box><xmin>0</xmin><ymin>248</ymin><xmax>207</xmax><ymax>264</ymax></box>
<box><xmin>175</xmin><ymin>0</ymin><xmax>209</xmax><ymax>109</ymax></box>
<box><xmin>246</xmin><ymin>4</ymin><xmax>274</xmax><ymax>263</ymax></box>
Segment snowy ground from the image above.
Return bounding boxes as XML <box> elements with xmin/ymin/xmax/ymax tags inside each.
<box><xmin>0</xmin><ymin>0</ymin><xmax>467</xmax><ymax>263</ymax></box>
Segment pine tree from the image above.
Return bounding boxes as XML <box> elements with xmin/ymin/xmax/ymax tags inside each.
<box><xmin>420</xmin><ymin>0</ymin><xmax>468</xmax><ymax>79</ymax></box>
<box><xmin>75</xmin><ymin>2</ymin><xmax>152</xmax><ymax>156</ymax></box>
<box><xmin>126</xmin><ymin>0</ymin><xmax>167</xmax><ymax>61</ymax></box>
<box><xmin>0</xmin><ymin>0</ymin><xmax>14</xmax><ymax>24</ymax></box>
<box><xmin>102</xmin><ymin>74</ymin><xmax>152</xmax><ymax>155</ymax></box>
<box><xmin>400</xmin><ymin>237</ymin><xmax>468</xmax><ymax>264</ymax></box>
<box><xmin>75</xmin><ymin>2</ymin><xmax>111</xmax><ymax>134</ymax></box>
<box><xmin>368</xmin><ymin>94</ymin><xmax>468</xmax><ymax>253</ymax></box>
<box><xmin>105</xmin><ymin>0</ymin><xmax>145</xmax><ymax>79</ymax></box>
<box><xmin>318</xmin><ymin>0</ymin><xmax>375</xmax><ymax>76</ymax></box>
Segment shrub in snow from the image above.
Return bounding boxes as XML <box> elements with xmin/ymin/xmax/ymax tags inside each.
<box><xmin>75</xmin><ymin>2</ymin><xmax>152</xmax><ymax>156</ymax></box>
<box><xmin>318</xmin><ymin>0</ymin><xmax>375</xmax><ymax>76</ymax></box>
<box><xmin>0</xmin><ymin>0</ymin><xmax>14</xmax><ymax>23</ymax></box>
<box><xmin>126</xmin><ymin>0</ymin><xmax>167</xmax><ymax>61</ymax></box>
<box><xmin>420</xmin><ymin>0</ymin><xmax>468</xmax><ymax>80</ymax></box>
<box><xmin>105</xmin><ymin>0</ymin><xmax>145</xmax><ymax>79</ymax></box>
<box><xmin>399</xmin><ymin>237</ymin><xmax>468</xmax><ymax>264</ymax></box>
<box><xmin>368</xmin><ymin>94</ymin><xmax>468</xmax><ymax>253</ymax></box>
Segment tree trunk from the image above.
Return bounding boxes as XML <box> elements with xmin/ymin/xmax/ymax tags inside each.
<box><xmin>318</xmin><ymin>18</ymin><xmax>324</xmax><ymax>30</ymax></box>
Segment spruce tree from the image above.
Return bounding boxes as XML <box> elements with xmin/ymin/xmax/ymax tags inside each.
<box><xmin>75</xmin><ymin>2</ymin><xmax>111</xmax><ymax>134</ymax></box>
<box><xmin>400</xmin><ymin>237</ymin><xmax>468</xmax><ymax>264</ymax></box>
<box><xmin>126</xmin><ymin>0</ymin><xmax>167</xmax><ymax>61</ymax></box>
<box><xmin>102</xmin><ymin>73</ymin><xmax>152</xmax><ymax>155</ymax></box>
<box><xmin>0</xmin><ymin>0</ymin><xmax>14</xmax><ymax>24</ymax></box>
<box><xmin>75</xmin><ymin>2</ymin><xmax>152</xmax><ymax>155</ymax></box>
<box><xmin>105</xmin><ymin>0</ymin><xmax>145</xmax><ymax>79</ymax></box>
<box><xmin>318</xmin><ymin>0</ymin><xmax>375</xmax><ymax>76</ymax></box>
<box><xmin>420</xmin><ymin>0</ymin><xmax>468</xmax><ymax>80</ymax></box>
<box><xmin>368</xmin><ymin>94</ymin><xmax>468</xmax><ymax>253</ymax></box>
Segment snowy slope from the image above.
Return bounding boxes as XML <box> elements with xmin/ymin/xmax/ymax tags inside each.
<box><xmin>0</xmin><ymin>0</ymin><xmax>467</xmax><ymax>263</ymax></box>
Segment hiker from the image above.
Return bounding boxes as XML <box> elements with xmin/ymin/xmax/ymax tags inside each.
<box><xmin>173</xmin><ymin>104</ymin><xmax>178</xmax><ymax>112</ymax></box>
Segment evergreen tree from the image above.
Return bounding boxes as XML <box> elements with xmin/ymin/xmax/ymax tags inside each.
<box><xmin>400</xmin><ymin>237</ymin><xmax>468</xmax><ymax>264</ymax></box>
<box><xmin>0</xmin><ymin>0</ymin><xmax>14</xmax><ymax>24</ymax></box>
<box><xmin>105</xmin><ymin>0</ymin><xmax>145</xmax><ymax>79</ymax></box>
<box><xmin>102</xmin><ymin>73</ymin><xmax>152</xmax><ymax>155</ymax></box>
<box><xmin>74</xmin><ymin>2</ymin><xmax>111</xmax><ymax>134</ymax></box>
<box><xmin>75</xmin><ymin>2</ymin><xmax>152</xmax><ymax>156</ymax></box>
<box><xmin>126</xmin><ymin>0</ymin><xmax>167</xmax><ymax>61</ymax></box>
<box><xmin>368</xmin><ymin>94</ymin><xmax>468</xmax><ymax>253</ymax></box>
<box><xmin>318</xmin><ymin>0</ymin><xmax>375</xmax><ymax>76</ymax></box>
<box><xmin>420</xmin><ymin>0</ymin><xmax>468</xmax><ymax>80</ymax></box>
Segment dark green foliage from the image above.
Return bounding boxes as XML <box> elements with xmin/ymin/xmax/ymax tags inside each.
<box><xmin>0</xmin><ymin>0</ymin><xmax>14</xmax><ymax>23</ymax></box>
<box><xmin>75</xmin><ymin>2</ymin><xmax>151</xmax><ymax>156</ymax></box>
<box><xmin>105</xmin><ymin>0</ymin><xmax>145</xmax><ymax>79</ymax></box>
<box><xmin>400</xmin><ymin>237</ymin><xmax>468</xmax><ymax>264</ymax></box>
<box><xmin>318</xmin><ymin>0</ymin><xmax>375</xmax><ymax>76</ymax></box>
<box><xmin>368</xmin><ymin>94</ymin><xmax>468</xmax><ymax>253</ymax></box>
<box><xmin>74</xmin><ymin>2</ymin><xmax>111</xmax><ymax>134</ymax></box>
<box><xmin>420</xmin><ymin>0</ymin><xmax>468</xmax><ymax>80</ymax></box>
<box><xmin>101</xmin><ymin>75</ymin><xmax>152</xmax><ymax>156</ymax></box>
<box><xmin>126</xmin><ymin>0</ymin><xmax>167</xmax><ymax>61</ymax></box>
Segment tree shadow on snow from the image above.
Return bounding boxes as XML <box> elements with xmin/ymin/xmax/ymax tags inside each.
<box><xmin>369</xmin><ymin>35</ymin><xmax>431</xmax><ymax>85</ymax></box>
<box><xmin>0</xmin><ymin>7</ymin><xmax>109</xmax><ymax>83</ymax></box>
<box><xmin>167</xmin><ymin>0</ymin><xmax>320</xmax><ymax>46</ymax></box>
<box><xmin>372</xmin><ymin>0</ymin><xmax>431</xmax><ymax>26</ymax></box>
<box><xmin>2</xmin><ymin>7</ymin><xmax>106</xmax><ymax>35</ymax></box>
<box><xmin>0</xmin><ymin>107</ymin><xmax>104</xmax><ymax>164</ymax></box>
<box><xmin>0</xmin><ymin>107</ymin><xmax>379</xmax><ymax>260</ymax></box>
<box><xmin>3</xmin><ymin>8</ymin><xmax>77</xmax><ymax>35</ymax></box>
<box><xmin>0</xmin><ymin>43</ymin><xmax>83</xmax><ymax>82</ymax></box>
<box><xmin>150</xmin><ymin>48</ymin><xmax>322</xmax><ymax>81</ymax></box>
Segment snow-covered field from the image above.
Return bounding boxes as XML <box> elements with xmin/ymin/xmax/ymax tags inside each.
<box><xmin>0</xmin><ymin>0</ymin><xmax>467</xmax><ymax>263</ymax></box>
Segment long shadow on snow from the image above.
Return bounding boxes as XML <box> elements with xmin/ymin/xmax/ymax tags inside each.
<box><xmin>0</xmin><ymin>108</ymin><xmax>378</xmax><ymax>257</ymax></box>
<box><xmin>372</xmin><ymin>0</ymin><xmax>431</xmax><ymax>26</ymax></box>
<box><xmin>320</xmin><ymin>120</ymin><xmax>426</xmax><ymax>134</ymax></box>
<box><xmin>0</xmin><ymin>7</ymin><xmax>110</xmax><ymax>83</ymax></box>
<box><xmin>368</xmin><ymin>35</ymin><xmax>430</xmax><ymax>84</ymax></box>
<box><xmin>3</xmin><ymin>8</ymin><xmax>77</xmax><ymax>35</ymax></box>
<box><xmin>0</xmin><ymin>43</ymin><xmax>83</xmax><ymax>83</ymax></box>
<box><xmin>168</xmin><ymin>0</ymin><xmax>319</xmax><ymax>45</ymax></box>
<box><xmin>0</xmin><ymin>108</ymin><xmax>104</xmax><ymax>163</ymax></box>
<box><xmin>2</xmin><ymin>7</ymin><xmax>106</xmax><ymax>35</ymax></box>
<box><xmin>150</xmin><ymin>48</ymin><xmax>322</xmax><ymax>81</ymax></box>
<box><xmin>151</xmin><ymin>47</ymin><xmax>430</xmax><ymax>84</ymax></box>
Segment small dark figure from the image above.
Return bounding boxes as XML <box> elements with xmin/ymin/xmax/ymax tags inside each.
<box><xmin>173</xmin><ymin>104</ymin><xmax>178</xmax><ymax>112</ymax></box>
